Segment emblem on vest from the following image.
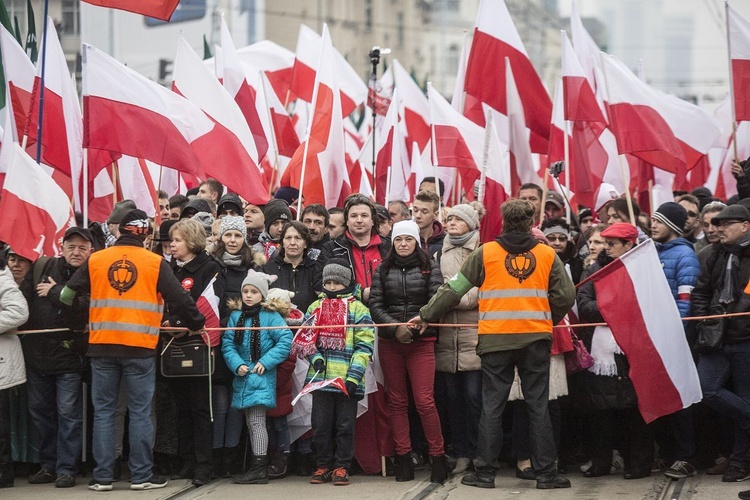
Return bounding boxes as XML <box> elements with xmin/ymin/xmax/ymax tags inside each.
<box><xmin>505</xmin><ymin>251</ymin><xmax>537</xmax><ymax>283</ymax></box>
<box><xmin>108</xmin><ymin>256</ymin><xmax>138</xmax><ymax>295</ymax></box>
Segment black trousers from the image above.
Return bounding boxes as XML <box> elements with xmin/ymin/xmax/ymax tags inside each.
<box><xmin>0</xmin><ymin>388</ymin><xmax>10</xmax><ymax>467</ymax></box>
<box><xmin>169</xmin><ymin>377</ymin><xmax>214</xmax><ymax>475</ymax></box>
<box><xmin>475</xmin><ymin>339</ymin><xmax>558</xmax><ymax>477</ymax></box>
<box><xmin>312</xmin><ymin>391</ymin><xmax>358</xmax><ymax>470</ymax></box>
<box><xmin>589</xmin><ymin>407</ymin><xmax>653</xmax><ymax>474</ymax></box>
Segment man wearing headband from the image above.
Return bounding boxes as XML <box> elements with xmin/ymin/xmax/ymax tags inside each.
<box><xmin>60</xmin><ymin>209</ymin><xmax>206</xmax><ymax>491</ymax></box>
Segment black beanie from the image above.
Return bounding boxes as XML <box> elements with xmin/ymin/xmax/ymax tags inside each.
<box><xmin>263</xmin><ymin>199</ymin><xmax>292</xmax><ymax>233</ymax></box>
<box><xmin>652</xmin><ymin>202</ymin><xmax>687</xmax><ymax>236</ymax></box>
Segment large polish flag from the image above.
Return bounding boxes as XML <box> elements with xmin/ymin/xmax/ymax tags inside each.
<box><xmin>602</xmin><ymin>53</ymin><xmax>721</xmax><ymax>177</ymax></box>
<box><xmin>729</xmin><ymin>3</ymin><xmax>750</xmax><ymax>121</ymax></box>
<box><xmin>590</xmin><ymin>239</ymin><xmax>702</xmax><ymax>423</ymax></box>
<box><xmin>81</xmin><ymin>0</ymin><xmax>178</xmax><ymax>21</ymax></box>
<box><xmin>428</xmin><ymin>84</ymin><xmax>481</xmax><ymax>188</ymax></box>
<box><xmin>83</xmin><ymin>44</ymin><xmax>210</xmax><ymax>180</ymax></box>
<box><xmin>290</xmin><ymin>24</ymin><xmax>367</xmax><ymax>116</ymax></box>
<box><xmin>0</xmin><ymin>142</ymin><xmax>74</xmax><ymax>260</ymax></box>
<box><xmin>505</xmin><ymin>58</ymin><xmax>538</xmax><ymax>191</ymax></box>
<box><xmin>236</xmin><ymin>40</ymin><xmax>295</xmax><ymax>104</ymax></box>
<box><xmin>464</xmin><ymin>0</ymin><xmax>551</xmax><ymax>153</ymax></box>
<box><xmin>0</xmin><ymin>25</ymin><xmax>35</xmax><ymax>143</ymax></box>
<box><xmin>281</xmin><ymin>25</ymin><xmax>348</xmax><ymax>209</ymax></box>
<box><xmin>220</xmin><ymin>17</ymin><xmax>269</xmax><ymax>163</ymax></box>
<box><xmin>257</xmin><ymin>72</ymin><xmax>299</xmax><ymax>158</ymax></box>
<box><xmin>117</xmin><ymin>155</ymin><xmax>158</xmax><ymax>218</ymax></box>
<box><xmin>392</xmin><ymin>59</ymin><xmax>431</xmax><ymax>153</ymax></box>
<box><xmin>25</xmin><ymin>18</ymin><xmax>83</xmax><ymax>198</ymax></box>
<box><xmin>171</xmin><ymin>38</ymin><xmax>270</xmax><ymax>205</ymax></box>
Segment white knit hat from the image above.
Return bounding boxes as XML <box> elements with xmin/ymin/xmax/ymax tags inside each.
<box><xmin>392</xmin><ymin>220</ymin><xmax>421</xmax><ymax>242</ymax></box>
<box><xmin>219</xmin><ymin>215</ymin><xmax>247</xmax><ymax>240</ymax></box>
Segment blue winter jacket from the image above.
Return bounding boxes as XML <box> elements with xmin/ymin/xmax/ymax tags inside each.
<box><xmin>656</xmin><ymin>238</ymin><xmax>700</xmax><ymax>318</ymax></box>
<box><xmin>222</xmin><ymin>309</ymin><xmax>292</xmax><ymax>410</ymax></box>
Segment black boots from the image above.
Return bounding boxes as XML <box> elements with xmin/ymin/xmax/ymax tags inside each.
<box><xmin>430</xmin><ymin>454</ymin><xmax>450</xmax><ymax>484</ymax></box>
<box><xmin>0</xmin><ymin>463</ymin><xmax>13</xmax><ymax>488</ymax></box>
<box><xmin>395</xmin><ymin>454</ymin><xmax>415</xmax><ymax>482</ymax></box>
<box><xmin>268</xmin><ymin>452</ymin><xmax>289</xmax><ymax>479</ymax></box>
<box><xmin>232</xmin><ymin>456</ymin><xmax>269</xmax><ymax>484</ymax></box>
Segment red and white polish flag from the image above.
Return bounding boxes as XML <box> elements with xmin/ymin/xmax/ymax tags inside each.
<box><xmin>282</xmin><ymin>24</ymin><xmax>349</xmax><ymax>208</ymax></box>
<box><xmin>292</xmin><ymin>375</ymin><xmax>348</xmax><ymax>405</ymax></box>
<box><xmin>173</xmin><ymin>37</ymin><xmax>270</xmax><ymax>206</ymax></box>
<box><xmin>729</xmin><ymin>3</ymin><xmax>750</xmax><ymax>121</ymax></box>
<box><xmin>374</xmin><ymin>89</ymin><xmax>408</xmax><ymax>204</ymax></box>
<box><xmin>196</xmin><ymin>274</ymin><xmax>222</xmax><ymax>347</ymax></box>
<box><xmin>0</xmin><ymin>143</ymin><xmax>74</xmax><ymax>261</ymax></box>
<box><xmin>290</xmin><ymin>24</ymin><xmax>367</xmax><ymax>117</ymax></box>
<box><xmin>590</xmin><ymin>239</ymin><xmax>702</xmax><ymax>423</ymax></box>
<box><xmin>480</xmin><ymin>113</ymin><xmax>512</xmax><ymax>243</ymax></box>
<box><xmin>236</xmin><ymin>40</ymin><xmax>295</xmax><ymax>104</ymax></box>
<box><xmin>392</xmin><ymin>59</ymin><xmax>431</xmax><ymax>154</ymax></box>
<box><xmin>0</xmin><ymin>25</ymin><xmax>35</xmax><ymax>145</ymax></box>
<box><xmin>505</xmin><ymin>58</ymin><xmax>539</xmax><ymax>191</ymax></box>
<box><xmin>464</xmin><ymin>0</ymin><xmax>552</xmax><ymax>153</ymax></box>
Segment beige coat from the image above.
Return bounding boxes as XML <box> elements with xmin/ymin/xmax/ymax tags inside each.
<box><xmin>435</xmin><ymin>231</ymin><xmax>482</xmax><ymax>373</ymax></box>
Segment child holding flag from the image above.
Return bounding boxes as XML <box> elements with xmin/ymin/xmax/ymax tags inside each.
<box><xmin>222</xmin><ymin>271</ymin><xmax>292</xmax><ymax>485</ymax></box>
<box><xmin>292</xmin><ymin>258</ymin><xmax>374</xmax><ymax>486</ymax></box>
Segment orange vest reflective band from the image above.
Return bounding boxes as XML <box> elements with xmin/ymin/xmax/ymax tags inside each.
<box><xmin>477</xmin><ymin>241</ymin><xmax>556</xmax><ymax>335</ymax></box>
<box><xmin>88</xmin><ymin>246</ymin><xmax>164</xmax><ymax>350</ymax></box>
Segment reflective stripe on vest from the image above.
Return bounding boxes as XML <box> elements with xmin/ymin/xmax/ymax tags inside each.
<box><xmin>88</xmin><ymin>246</ymin><xmax>165</xmax><ymax>350</ymax></box>
<box><xmin>477</xmin><ymin>241</ymin><xmax>555</xmax><ymax>335</ymax></box>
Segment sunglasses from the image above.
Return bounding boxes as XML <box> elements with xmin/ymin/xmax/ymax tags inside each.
<box><xmin>546</xmin><ymin>235</ymin><xmax>568</xmax><ymax>242</ymax></box>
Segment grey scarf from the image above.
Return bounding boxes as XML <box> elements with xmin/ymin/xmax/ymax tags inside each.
<box><xmin>449</xmin><ymin>229</ymin><xmax>478</xmax><ymax>248</ymax></box>
<box><xmin>221</xmin><ymin>252</ymin><xmax>243</xmax><ymax>268</ymax></box>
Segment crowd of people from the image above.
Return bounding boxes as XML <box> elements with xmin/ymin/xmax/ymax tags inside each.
<box><xmin>2</xmin><ymin>170</ymin><xmax>750</xmax><ymax>497</ymax></box>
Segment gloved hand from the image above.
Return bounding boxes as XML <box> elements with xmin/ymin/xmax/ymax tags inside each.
<box><xmin>313</xmin><ymin>359</ymin><xmax>325</xmax><ymax>372</ymax></box>
<box><xmin>345</xmin><ymin>381</ymin><xmax>358</xmax><ymax>398</ymax></box>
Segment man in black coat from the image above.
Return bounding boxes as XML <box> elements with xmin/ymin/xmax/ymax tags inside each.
<box><xmin>20</xmin><ymin>227</ymin><xmax>94</xmax><ymax>488</ymax></box>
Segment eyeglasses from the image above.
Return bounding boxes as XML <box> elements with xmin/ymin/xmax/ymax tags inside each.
<box><xmin>605</xmin><ymin>240</ymin><xmax>623</xmax><ymax>248</ymax></box>
<box><xmin>546</xmin><ymin>235</ymin><xmax>568</xmax><ymax>242</ymax></box>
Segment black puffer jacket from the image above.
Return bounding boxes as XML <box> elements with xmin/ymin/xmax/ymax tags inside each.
<box><xmin>369</xmin><ymin>256</ymin><xmax>442</xmax><ymax>339</ymax></box>
<box><xmin>692</xmin><ymin>242</ymin><xmax>750</xmax><ymax>345</ymax></box>
<box><xmin>576</xmin><ymin>252</ymin><xmax>637</xmax><ymax>411</ymax></box>
<box><xmin>20</xmin><ymin>257</ymin><xmax>90</xmax><ymax>374</ymax></box>
<box><xmin>168</xmin><ymin>252</ymin><xmax>225</xmax><ymax>328</ymax></box>
<box><xmin>263</xmin><ymin>252</ymin><xmax>318</xmax><ymax>314</ymax></box>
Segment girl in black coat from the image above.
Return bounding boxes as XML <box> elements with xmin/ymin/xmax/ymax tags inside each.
<box><xmin>369</xmin><ymin>220</ymin><xmax>449</xmax><ymax>484</ymax></box>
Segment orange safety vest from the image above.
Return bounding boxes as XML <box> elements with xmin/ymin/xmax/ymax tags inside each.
<box><xmin>477</xmin><ymin>241</ymin><xmax>556</xmax><ymax>335</ymax></box>
<box><xmin>88</xmin><ymin>245</ymin><xmax>165</xmax><ymax>350</ymax></box>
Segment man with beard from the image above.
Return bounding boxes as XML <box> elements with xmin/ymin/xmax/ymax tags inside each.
<box><xmin>302</xmin><ymin>204</ymin><xmax>330</xmax><ymax>260</ymax></box>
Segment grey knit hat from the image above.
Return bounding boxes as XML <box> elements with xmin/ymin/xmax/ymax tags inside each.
<box><xmin>322</xmin><ymin>258</ymin><xmax>352</xmax><ymax>288</ymax></box>
<box><xmin>191</xmin><ymin>212</ymin><xmax>215</xmax><ymax>237</ymax></box>
<box><xmin>447</xmin><ymin>204</ymin><xmax>479</xmax><ymax>230</ymax></box>
<box><xmin>219</xmin><ymin>215</ymin><xmax>247</xmax><ymax>240</ymax></box>
<box><xmin>241</xmin><ymin>270</ymin><xmax>277</xmax><ymax>300</ymax></box>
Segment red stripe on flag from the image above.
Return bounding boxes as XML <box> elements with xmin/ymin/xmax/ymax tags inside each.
<box><xmin>81</xmin><ymin>0</ymin><xmax>179</xmax><ymax>21</ymax></box>
<box><xmin>593</xmin><ymin>259</ymin><xmax>685</xmax><ymax>423</ymax></box>
<box><xmin>733</xmin><ymin>59</ymin><xmax>750</xmax><ymax>122</ymax></box>
<box><xmin>83</xmin><ymin>96</ymin><xmax>204</xmax><ymax>178</ymax></box>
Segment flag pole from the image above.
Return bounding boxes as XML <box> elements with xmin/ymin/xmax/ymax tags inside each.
<box><xmin>563</xmin><ymin>118</ymin><xmax>571</xmax><ymax>221</ymax></box>
<box><xmin>427</xmin><ymin>82</ymin><xmax>442</xmax><ymax>222</ymax></box>
<box><xmin>599</xmin><ymin>52</ymin><xmax>636</xmax><ymax>225</ymax></box>
<box><xmin>478</xmin><ymin>109</ymin><xmax>493</xmax><ymax>206</ymax></box>
<box><xmin>34</xmin><ymin>0</ymin><xmax>50</xmax><ymax>164</ymax></box>
<box><xmin>82</xmin><ymin>44</ymin><xmax>88</xmax><ymax>229</ymax></box>
<box><xmin>727</xmin><ymin>1</ymin><xmax>740</xmax><ymax>164</ymax></box>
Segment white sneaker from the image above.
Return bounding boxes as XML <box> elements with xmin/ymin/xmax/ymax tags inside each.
<box><xmin>611</xmin><ymin>450</ymin><xmax>624</xmax><ymax>474</ymax></box>
<box><xmin>453</xmin><ymin>457</ymin><xmax>472</xmax><ymax>474</ymax></box>
<box><xmin>131</xmin><ymin>475</ymin><xmax>168</xmax><ymax>490</ymax></box>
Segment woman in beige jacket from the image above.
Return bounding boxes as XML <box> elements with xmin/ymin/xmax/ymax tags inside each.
<box><xmin>435</xmin><ymin>203</ymin><xmax>483</xmax><ymax>475</ymax></box>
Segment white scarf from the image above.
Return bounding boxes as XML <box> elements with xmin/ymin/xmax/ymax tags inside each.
<box><xmin>589</xmin><ymin>326</ymin><xmax>623</xmax><ymax>376</ymax></box>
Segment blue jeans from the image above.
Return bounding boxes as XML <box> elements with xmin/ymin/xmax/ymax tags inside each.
<box><xmin>436</xmin><ymin>370</ymin><xmax>482</xmax><ymax>459</ymax></box>
<box><xmin>26</xmin><ymin>369</ymin><xmax>83</xmax><ymax>476</ymax></box>
<box><xmin>91</xmin><ymin>356</ymin><xmax>156</xmax><ymax>483</ymax></box>
<box><xmin>698</xmin><ymin>340</ymin><xmax>750</xmax><ymax>468</ymax></box>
